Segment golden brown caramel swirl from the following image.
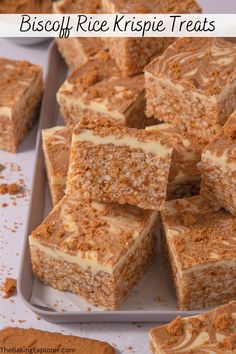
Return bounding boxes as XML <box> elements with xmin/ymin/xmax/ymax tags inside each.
<box><xmin>31</xmin><ymin>193</ymin><xmax>156</xmax><ymax>267</ymax></box>
<box><xmin>148</xmin><ymin>38</ymin><xmax>236</xmax><ymax>96</ymax></box>
<box><xmin>161</xmin><ymin>196</ymin><xmax>236</xmax><ymax>269</ymax></box>
<box><xmin>150</xmin><ymin>301</ymin><xmax>236</xmax><ymax>353</ymax></box>
<box><xmin>202</xmin><ymin>111</ymin><xmax>236</xmax><ymax>165</ymax></box>
<box><xmin>0</xmin><ymin>58</ymin><xmax>41</xmax><ymax>109</ymax></box>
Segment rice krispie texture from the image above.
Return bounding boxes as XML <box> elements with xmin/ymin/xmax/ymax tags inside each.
<box><xmin>145</xmin><ymin>38</ymin><xmax>236</xmax><ymax>143</ymax></box>
<box><xmin>150</xmin><ymin>301</ymin><xmax>236</xmax><ymax>353</ymax></box>
<box><xmin>53</xmin><ymin>0</ymin><xmax>103</xmax><ymax>71</ymax></box>
<box><xmin>42</xmin><ymin>126</ymin><xmax>72</xmax><ymax>206</ymax></box>
<box><xmin>0</xmin><ymin>57</ymin><xmax>43</xmax><ymax>153</ymax></box>
<box><xmin>200</xmin><ymin>111</ymin><xmax>236</xmax><ymax>215</ymax></box>
<box><xmin>146</xmin><ymin>123</ymin><xmax>204</xmax><ymax>200</ymax></box>
<box><xmin>0</xmin><ymin>327</ymin><xmax>115</xmax><ymax>354</ymax></box>
<box><xmin>102</xmin><ymin>0</ymin><xmax>201</xmax><ymax>75</ymax></box>
<box><xmin>29</xmin><ymin>194</ymin><xmax>158</xmax><ymax>309</ymax></box>
<box><xmin>57</xmin><ymin>51</ymin><xmax>150</xmax><ymax>128</ymax></box>
<box><xmin>66</xmin><ymin>124</ymin><xmax>173</xmax><ymax>210</ymax></box>
<box><xmin>160</xmin><ymin>196</ymin><xmax>236</xmax><ymax>310</ymax></box>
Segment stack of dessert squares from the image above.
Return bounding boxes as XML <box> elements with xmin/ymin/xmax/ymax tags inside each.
<box><xmin>29</xmin><ymin>0</ymin><xmax>236</xmax><ymax>331</ymax></box>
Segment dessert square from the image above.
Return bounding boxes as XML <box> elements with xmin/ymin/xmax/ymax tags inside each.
<box><xmin>0</xmin><ymin>57</ymin><xmax>43</xmax><ymax>153</ymax></box>
<box><xmin>0</xmin><ymin>327</ymin><xmax>115</xmax><ymax>354</ymax></box>
<box><xmin>150</xmin><ymin>301</ymin><xmax>236</xmax><ymax>354</ymax></box>
<box><xmin>53</xmin><ymin>0</ymin><xmax>103</xmax><ymax>71</ymax></box>
<box><xmin>200</xmin><ymin>111</ymin><xmax>236</xmax><ymax>215</ymax></box>
<box><xmin>29</xmin><ymin>194</ymin><xmax>158</xmax><ymax>309</ymax></box>
<box><xmin>160</xmin><ymin>196</ymin><xmax>236</xmax><ymax>310</ymax></box>
<box><xmin>102</xmin><ymin>0</ymin><xmax>201</xmax><ymax>75</ymax></box>
<box><xmin>145</xmin><ymin>38</ymin><xmax>236</xmax><ymax>143</ymax></box>
<box><xmin>57</xmin><ymin>52</ymin><xmax>149</xmax><ymax>128</ymax></box>
<box><xmin>42</xmin><ymin>126</ymin><xmax>72</xmax><ymax>206</ymax></box>
<box><xmin>146</xmin><ymin>123</ymin><xmax>203</xmax><ymax>200</ymax></box>
<box><xmin>67</xmin><ymin>125</ymin><xmax>173</xmax><ymax>210</ymax></box>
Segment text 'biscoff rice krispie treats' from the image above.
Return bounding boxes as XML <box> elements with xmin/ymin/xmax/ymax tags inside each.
<box><xmin>102</xmin><ymin>0</ymin><xmax>201</xmax><ymax>75</ymax></box>
<box><xmin>160</xmin><ymin>196</ymin><xmax>236</xmax><ymax>310</ymax></box>
<box><xmin>66</xmin><ymin>124</ymin><xmax>173</xmax><ymax>210</ymax></box>
<box><xmin>0</xmin><ymin>327</ymin><xmax>115</xmax><ymax>354</ymax></box>
<box><xmin>53</xmin><ymin>0</ymin><xmax>103</xmax><ymax>71</ymax></box>
<box><xmin>145</xmin><ymin>38</ymin><xmax>236</xmax><ymax>143</ymax></box>
<box><xmin>29</xmin><ymin>194</ymin><xmax>158</xmax><ymax>309</ymax></box>
<box><xmin>42</xmin><ymin>126</ymin><xmax>72</xmax><ymax>206</ymax></box>
<box><xmin>57</xmin><ymin>51</ymin><xmax>150</xmax><ymax>129</ymax></box>
<box><xmin>146</xmin><ymin>123</ymin><xmax>203</xmax><ymax>200</ymax></box>
<box><xmin>0</xmin><ymin>57</ymin><xmax>43</xmax><ymax>153</ymax></box>
<box><xmin>149</xmin><ymin>301</ymin><xmax>236</xmax><ymax>354</ymax></box>
<box><xmin>200</xmin><ymin>111</ymin><xmax>236</xmax><ymax>216</ymax></box>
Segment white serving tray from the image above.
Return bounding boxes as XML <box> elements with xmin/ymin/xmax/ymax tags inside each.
<box><xmin>17</xmin><ymin>42</ymin><xmax>206</xmax><ymax>323</ymax></box>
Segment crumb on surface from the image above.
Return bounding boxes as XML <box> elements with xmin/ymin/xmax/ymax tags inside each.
<box><xmin>1</xmin><ymin>277</ymin><xmax>17</xmax><ymax>298</ymax></box>
<box><xmin>0</xmin><ymin>183</ymin><xmax>21</xmax><ymax>195</ymax></box>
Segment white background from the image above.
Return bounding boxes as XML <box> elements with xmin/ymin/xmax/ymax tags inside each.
<box><xmin>0</xmin><ymin>1</ymin><xmax>236</xmax><ymax>353</ymax></box>
<box><xmin>1</xmin><ymin>14</ymin><xmax>236</xmax><ymax>38</ymax></box>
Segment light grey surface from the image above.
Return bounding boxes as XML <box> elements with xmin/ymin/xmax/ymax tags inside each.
<box><xmin>8</xmin><ymin>38</ymin><xmax>50</xmax><ymax>46</ymax></box>
<box><xmin>0</xmin><ymin>1</ymin><xmax>236</xmax><ymax>352</ymax></box>
<box><xmin>198</xmin><ymin>0</ymin><xmax>236</xmax><ymax>13</ymax></box>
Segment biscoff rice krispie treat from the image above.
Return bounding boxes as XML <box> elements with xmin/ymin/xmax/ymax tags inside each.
<box><xmin>0</xmin><ymin>57</ymin><xmax>43</xmax><ymax>153</ymax></box>
<box><xmin>160</xmin><ymin>196</ymin><xmax>236</xmax><ymax>310</ymax></box>
<box><xmin>57</xmin><ymin>51</ymin><xmax>151</xmax><ymax>129</ymax></box>
<box><xmin>146</xmin><ymin>123</ymin><xmax>204</xmax><ymax>200</ymax></box>
<box><xmin>29</xmin><ymin>194</ymin><xmax>158</xmax><ymax>309</ymax></box>
<box><xmin>53</xmin><ymin>0</ymin><xmax>103</xmax><ymax>71</ymax></box>
<box><xmin>102</xmin><ymin>0</ymin><xmax>201</xmax><ymax>75</ymax></box>
<box><xmin>145</xmin><ymin>38</ymin><xmax>236</xmax><ymax>143</ymax></box>
<box><xmin>200</xmin><ymin>111</ymin><xmax>236</xmax><ymax>215</ymax></box>
<box><xmin>66</xmin><ymin>124</ymin><xmax>173</xmax><ymax>210</ymax></box>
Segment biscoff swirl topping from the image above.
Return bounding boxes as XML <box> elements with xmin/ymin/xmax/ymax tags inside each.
<box><xmin>161</xmin><ymin>197</ymin><xmax>236</xmax><ymax>268</ymax></box>
<box><xmin>150</xmin><ymin>301</ymin><xmax>236</xmax><ymax>353</ymax></box>
<box><xmin>0</xmin><ymin>58</ymin><xmax>41</xmax><ymax>108</ymax></box>
<box><xmin>203</xmin><ymin>112</ymin><xmax>236</xmax><ymax>161</ymax></box>
<box><xmin>31</xmin><ymin>194</ymin><xmax>155</xmax><ymax>266</ymax></box>
<box><xmin>74</xmin><ymin>124</ymin><xmax>173</xmax><ymax>149</ymax></box>
<box><xmin>61</xmin><ymin>54</ymin><xmax>146</xmax><ymax>115</ymax></box>
<box><xmin>147</xmin><ymin>38</ymin><xmax>236</xmax><ymax>96</ymax></box>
